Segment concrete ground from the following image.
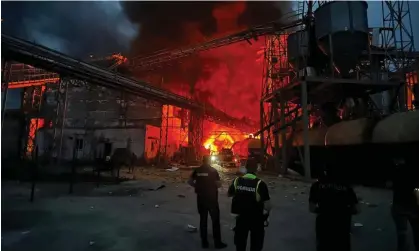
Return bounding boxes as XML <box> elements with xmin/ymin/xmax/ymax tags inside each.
<box><xmin>1</xmin><ymin>167</ymin><xmax>411</xmax><ymax>251</ymax></box>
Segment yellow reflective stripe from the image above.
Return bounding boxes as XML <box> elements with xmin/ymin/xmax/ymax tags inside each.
<box><xmin>256</xmin><ymin>180</ymin><xmax>262</xmax><ymax>202</ymax></box>
<box><xmin>233</xmin><ymin>178</ymin><xmax>239</xmax><ymax>191</ymax></box>
<box><xmin>243</xmin><ymin>173</ymin><xmax>257</xmax><ymax>179</ymax></box>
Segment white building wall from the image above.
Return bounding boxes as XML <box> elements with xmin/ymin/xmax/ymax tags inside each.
<box><xmin>36</xmin><ymin>128</ymin><xmax>146</xmax><ymax>161</ymax></box>
<box><xmin>93</xmin><ymin>128</ymin><xmax>145</xmax><ymax>158</ymax></box>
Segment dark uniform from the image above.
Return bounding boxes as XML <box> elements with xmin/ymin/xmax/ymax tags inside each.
<box><xmin>309</xmin><ymin>178</ymin><xmax>358</xmax><ymax>251</ymax></box>
<box><xmin>190</xmin><ymin>163</ymin><xmax>224</xmax><ymax>248</ymax></box>
<box><xmin>391</xmin><ymin>158</ymin><xmax>419</xmax><ymax>251</ymax></box>
<box><xmin>228</xmin><ymin>173</ymin><xmax>270</xmax><ymax>251</ymax></box>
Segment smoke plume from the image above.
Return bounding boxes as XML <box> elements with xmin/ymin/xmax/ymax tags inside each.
<box><xmin>122</xmin><ymin>2</ymin><xmax>293</xmax><ymax>122</ymax></box>
<box><xmin>1</xmin><ymin>1</ymin><xmax>138</xmax><ymax>58</ymax></box>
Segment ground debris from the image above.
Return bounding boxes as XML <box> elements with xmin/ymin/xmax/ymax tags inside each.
<box><xmin>177</xmin><ymin>194</ymin><xmax>186</xmax><ymax>198</ymax></box>
<box><xmin>155</xmin><ymin>204</ymin><xmax>159</xmax><ymax>208</ymax></box>
<box><xmin>354</xmin><ymin>223</ymin><xmax>364</xmax><ymax>227</ymax></box>
<box><xmin>148</xmin><ymin>184</ymin><xmax>166</xmax><ymax>191</ymax></box>
<box><xmin>166</xmin><ymin>167</ymin><xmax>179</xmax><ymax>172</ymax></box>
<box><xmin>186</xmin><ymin>224</ymin><xmax>197</xmax><ymax>233</ymax></box>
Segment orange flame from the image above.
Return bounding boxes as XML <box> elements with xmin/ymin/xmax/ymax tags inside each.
<box><xmin>202</xmin><ymin>122</ymin><xmax>248</xmax><ymax>154</ymax></box>
<box><xmin>203</xmin><ymin>131</ymin><xmax>235</xmax><ymax>154</ymax></box>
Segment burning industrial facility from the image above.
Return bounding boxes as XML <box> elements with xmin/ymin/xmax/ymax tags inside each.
<box><xmin>1</xmin><ymin>1</ymin><xmax>419</xmax><ymax>187</ymax></box>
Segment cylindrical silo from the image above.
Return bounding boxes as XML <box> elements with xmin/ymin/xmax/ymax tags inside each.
<box><xmin>314</xmin><ymin>1</ymin><xmax>369</xmax><ymax>76</ymax></box>
<box><xmin>287</xmin><ymin>30</ymin><xmax>310</xmax><ymax>69</ymax></box>
<box><xmin>372</xmin><ymin>110</ymin><xmax>419</xmax><ymax>143</ymax></box>
<box><xmin>325</xmin><ymin>118</ymin><xmax>371</xmax><ymax>146</ymax></box>
<box><xmin>292</xmin><ymin>128</ymin><xmax>328</xmax><ymax>146</ymax></box>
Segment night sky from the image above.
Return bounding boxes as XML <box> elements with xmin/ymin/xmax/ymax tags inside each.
<box><xmin>2</xmin><ymin>1</ymin><xmax>418</xmax><ymax>109</ymax></box>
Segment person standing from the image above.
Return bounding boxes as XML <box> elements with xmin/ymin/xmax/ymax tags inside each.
<box><xmin>228</xmin><ymin>158</ymin><xmax>271</xmax><ymax>251</ymax></box>
<box><xmin>188</xmin><ymin>155</ymin><xmax>227</xmax><ymax>249</ymax></box>
<box><xmin>309</xmin><ymin>164</ymin><xmax>359</xmax><ymax>251</ymax></box>
<box><xmin>391</xmin><ymin>156</ymin><xmax>419</xmax><ymax>251</ymax></box>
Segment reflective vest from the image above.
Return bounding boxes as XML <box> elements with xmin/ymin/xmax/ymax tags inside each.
<box><xmin>231</xmin><ymin>173</ymin><xmax>264</xmax><ymax>216</ymax></box>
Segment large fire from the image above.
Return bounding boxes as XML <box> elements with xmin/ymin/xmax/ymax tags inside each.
<box><xmin>136</xmin><ymin>2</ymin><xmax>292</xmax><ymax>159</ymax></box>
<box><xmin>202</xmin><ymin>122</ymin><xmax>249</xmax><ymax>154</ymax></box>
<box><xmin>136</xmin><ymin>2</ymin><xmax>268</xmax><ymax>124</ymax></box>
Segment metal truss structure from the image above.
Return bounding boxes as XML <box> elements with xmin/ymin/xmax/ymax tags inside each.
<box><xmin>258</xmin><ymin>0</ymin><xmax>418</xmax><ymax>179</ymax></box>
<box><xmin>1</xmin><ymin>34</ymin><xmax>257</xmax><ymax>132</ymax></box>
<box><xmin>381</xmin><ymin>1</ymin><xmax>417</xmax><ymax>111</ymax></box>
<box><xmin>2</xmin><ymin>1</ymin><xmax>417</xmax><ymax>174</ymax></box>
<box><xmin>129</xmin><ymin>19</ymin><xmax>303</xmax><ymax>72</ymax></box>
<box><xmin>188</xmin><ymin>110</ymin><xmax>204</xmax><ymax>162</ymax></box>
<box><xmin>20</xmin><ymin>85</ymin><xmax>45</xmax><ymax>158</ymax></box>
<box><xmin>48</xmin><ymin>79</ymin><xmax>69</xmax><ymax>162</ymax></box>
<box><xmin>260</xmin><ymin>34</ymin><xmax>291</xmax><ymax>173</ymax></box>
<box><xmin>159</xmin><ymin>104</ymin><xmax>170</xmax><ymax>161</ymax></box>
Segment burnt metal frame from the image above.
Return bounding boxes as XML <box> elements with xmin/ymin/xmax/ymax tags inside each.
<box><xmin>381</xmin><ymin>1</ymin><xmax>416</xmax><ymax>112</ymax></box>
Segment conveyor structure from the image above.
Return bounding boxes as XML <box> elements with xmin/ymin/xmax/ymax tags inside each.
<box><xmin>1</xmin><ymin>34</ymin><xmax>256</xmax><ymax>131</ymax></box>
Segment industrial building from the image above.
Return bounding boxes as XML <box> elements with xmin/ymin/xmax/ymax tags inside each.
<box><xmin>1</xmin><ymin>1</ymin><xmax>418</xmax><ymax>185</ymax></box>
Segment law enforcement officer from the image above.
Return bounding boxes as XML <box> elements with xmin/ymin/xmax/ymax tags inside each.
<box><xmin>391</xmin><ymin>156</ymin><xmax>419</xmax><ymax>251</ymax></box>
<box><xmin>309</xmin><ymin>164</ymin><xmax>359</xmax><ymax>251</ymax></box>
<box><xmin>228</xmin><ymin>157</ymin><xmax>271</xmax><ymax>251</ymax></box>
<box><xmin>188</xmin><ymin>155</ymin><xmax>227</xmax><ymax>249</ymax></box>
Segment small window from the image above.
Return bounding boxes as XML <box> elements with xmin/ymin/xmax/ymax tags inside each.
<box><xmin>76</xmin><ymin>139</ymin><xmax>84</xmax><ymax>150</ymax></box>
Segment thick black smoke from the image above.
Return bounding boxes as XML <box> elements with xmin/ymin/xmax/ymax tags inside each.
<box><xmin>121</xmin><ymin>2</ymin><xmax>293</xmax><ymax>93</ymax></box>
<box><xmin>1</xmin><ymin>1</ymin><xmax>138</xmax><ymax>59</ymax></box>
<box><xmin>122</xmin><ymin>1</ymin><xmax>294</xmax><ymax>55</ymax></box>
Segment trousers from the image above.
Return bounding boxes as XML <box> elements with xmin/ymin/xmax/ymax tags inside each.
<box><xmin>197</xmin><ymin>196</ymin><xmax>222</xmax><ymax>243</ymax></box>
<box><xmin>392</xmin><ymin>204</ymin><xmax>419</xmax><ymax>251</ymax></box>
<box><xmin>316</xmin><ymin>214</ymin><xmax>352</xmax><ymax>251</ymax></box>
<box><xmin>234</xmin><ymin>216</ymin><xmax>265</xmax><ymax>251</ymax></box>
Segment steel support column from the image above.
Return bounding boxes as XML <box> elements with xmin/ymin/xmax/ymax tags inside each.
<box><xmin>58</xmin><ymin>79</ymin><xmax>69</xmax><ymax>162</ymax></box>
<box><xmin>301</xmin><ymin>80</ymin><xmax>311</xmax><ymax>180</ymax></box>
<box><xmin>272</xmin><ymin>97</ymin><xmax>280</xmax><ymax>173</ymax></box>
<box><xmin>1</xmin><ymin>62</ymin><xmax>12</xmax><ymax>129</ymax></box>
<box><xmin>188</xmin><ymin>110</ymin><xmax>203</xmax><ymax>162</ymax></box>
<box><xmin>279</xmin><ymin>93</ymin><xmax>287</xmax><ymax>175</ymax></box>
<box><xmin>158</xmin><ymin>104</ymin><xmax>169</xmax><ymax>163</ymax></box>
<box><xmin>259</xmin><ymin>101</ymin><xmax>265</xmax><ymax>167</ymax></box>
<box><xmin>382</xmin><ymin>1</ymin><xmax>416</xmax><ymax>112</ymax></box>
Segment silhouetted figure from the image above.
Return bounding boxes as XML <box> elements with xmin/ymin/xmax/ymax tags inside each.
<box><xmin>188</xmin><ymin>155</ymin><xmax>227</xmax><ymax>249</ymax></box>
<box><xmin>309</xmin><ymin>165</ymin><xmax>359</xmax><ymax>251</ymax></box>
<box><xmin>391</xmin><ymin>157</ymin><xmax>419</xmax><ymax>251</ymax></box>
<box><xmin>228</xmin><ymin>158</ymin><xmax>271</xmax><ymax>251</ymax></box>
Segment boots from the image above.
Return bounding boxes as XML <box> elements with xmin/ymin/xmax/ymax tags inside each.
<box><xmin>214</xmin><ymin>241</ymin><xmax>228</xmax><ymax>249</ymax></box>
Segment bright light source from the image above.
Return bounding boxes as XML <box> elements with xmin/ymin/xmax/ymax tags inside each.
<box><xmin>211</xmin><ymin>156</ymin><xmax>217</xmax><ymax>162</ymax></box>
